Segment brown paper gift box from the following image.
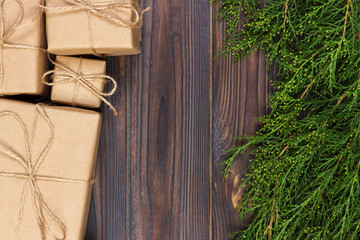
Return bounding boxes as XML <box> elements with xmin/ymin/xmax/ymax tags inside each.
<box><xmin>46</xmin><ymin>0</ymin><xmax>141</xmax><ymax>56</ymax></box>
<box><xmin>0</xmin><ymin>98</ymin><xmax>101</xmax><ymax>239</ymax></box>
<box><xmin>49</xmin><ymin>56</ymin><xmax>108</xmax><ymax>109</ymax></box>
<box><xmin>0</xmin><ymin>0</ymin><xmax>48</xmax><ymax>96</ymax></box>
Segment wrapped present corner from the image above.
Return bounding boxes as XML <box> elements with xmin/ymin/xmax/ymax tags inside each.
<box><xmin>0</xmin><ymin>0</ymin><xmax>48</xmax><ymax>96</ymax></box>
<box><xmin>45</xmin><ymin>0</ymin><xmax>148</xmax><ymax>56</ymax></box>
<box><xmin>0</xmin><ymin>98</ymin><xmax>101</xmax><ymax>239</ymax></box>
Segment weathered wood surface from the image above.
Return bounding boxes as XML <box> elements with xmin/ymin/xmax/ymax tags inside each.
<box><xmin>85</xmin><ymin>0</ymin><xmax>273</xmax><ymax>239</ymax></box>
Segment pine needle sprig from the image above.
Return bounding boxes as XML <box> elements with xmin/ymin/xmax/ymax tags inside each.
<box><xmin>213</xmin><ymin>0</ymin><xmax>360</xmax><ymax>239</ymax></box>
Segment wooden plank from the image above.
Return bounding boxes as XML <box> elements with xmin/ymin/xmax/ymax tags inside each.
<box><xmin>211</xmin><ymin>2</ymin><xmax>275</xmax><ymax>238</ymax></box>
<box><xmin>85</xmin><ymin>194</ymin><xmax>98</xmax><ymax>240</ymax></box>
<box><xmin>85</xmin><ymin>56</ymin><xmax>130</xmax><ymax>240</ymax></box>
<box><xmin>129</xmin><ymin>0</ymin><xmax>211</xmax><ymax>239</ymax></box>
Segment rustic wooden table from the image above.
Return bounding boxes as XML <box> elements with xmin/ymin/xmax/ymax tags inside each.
<box><xmin>85</xmin><ymin>0</ymin><xmax>275</xmax><ymax>239</ymax></box>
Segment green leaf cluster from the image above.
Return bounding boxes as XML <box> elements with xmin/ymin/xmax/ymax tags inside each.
<box><xmin>212</xmin><ymin>0</ymin><xmax>360</xmax><ymax>239</ymax></box>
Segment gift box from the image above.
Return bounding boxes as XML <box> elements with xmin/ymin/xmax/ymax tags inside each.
<box><xmin>45</xmin><ymin>0</ymin><xmax>144</xmax><ymax>56</ymax></box>
<box><xmin>0</xmin><ymin>98</ymin><xmax>101</xmax><ymax>239</ymax></box>
<box><xmin>44</xmin><ymin>56</ymin><xmax>117</xmax><ymax>112</ymax></box>
<box><xmin>0</xmin><ymin>0</ymin><xmax>48</xmax><ymax>96</ymax></box>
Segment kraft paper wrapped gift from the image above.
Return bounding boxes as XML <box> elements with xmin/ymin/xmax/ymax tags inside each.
<box><xmin>0</xmin><ymin>98</ymin><xmax>102</xmax><ymax>239</ymax></box>
<box><xmin>45</xmin><ymin>0</ymin><xmax>144</xmax><ymax>56</ymax></box>
<box><xmin>43</xmin><ymin>56</ymin><xmax>117</xmax><ymax>112</ymax></box>
<box><xmin>0</xmin><ymin>0</ymin><xmax>48</xmax><ymax>96</ymax></box>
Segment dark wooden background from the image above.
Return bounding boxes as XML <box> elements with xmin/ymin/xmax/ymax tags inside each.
<box><xmin>85</xmin><ymin>0</ymin><xmax>274</xmax><ymax>239</ymax></box>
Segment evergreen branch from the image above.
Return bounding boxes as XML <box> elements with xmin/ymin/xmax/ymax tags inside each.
<box><xmin>213</xmin><ymin>0</ymin><xmax>360</xmax><ymax>239</ymax></box>
<box><xmin>343</xmin><ymin>0</ymin><xmax>352</xmax><ymax>38</ymax></box>
<box><xmin>283</xmin><ymin>0</ymin><xmax>290</xmax><ymax>26</ymax></box>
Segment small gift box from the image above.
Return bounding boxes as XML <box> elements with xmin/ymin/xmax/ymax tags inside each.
<box><xmin>0</xmin><ymin>0</ymin><xmax>48</xmax><ymax>96</ymax></box>
<box><xmin>43</xmin><ymin>55</ymin><xmax>117</xmax><ymax>114</ymax></box>
<box><xmin>0</xmin><ymin>98</ymin><xmax>101</xmax><ymax>239</ymax></box>
<box><xmin>45</xmin><ymin>0</ymin><xmax>146</xmax><ymax>56</ymax></box>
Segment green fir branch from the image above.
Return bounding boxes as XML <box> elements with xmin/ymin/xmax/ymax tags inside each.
<box><xmin>213</xmin><ymin>0</ymin><xmax>360</xmax><ymax>239</ymax></box>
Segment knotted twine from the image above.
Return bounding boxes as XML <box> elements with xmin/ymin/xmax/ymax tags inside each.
<box><xmin>38</xmin><ymin>0</ymin><xmax>150</xmax><ymax>55</ymax></box>
<box><xmin>0</xmin><ymin>105</ymin><xmax>95</xmax><ymax>240</ymax></box>
<box><xmin>42</xmin><ymin>55</ymin><xmax>118</xmax><ymax>115</ymax></box>
<box><xmin>0</xmin><ymin>0</ymin><xmax>46</xmax><ymax>96</ymax></box>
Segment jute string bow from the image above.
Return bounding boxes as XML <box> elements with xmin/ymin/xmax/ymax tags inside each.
<box><xmin>38</xmin><ymin>0</ymin><xmax>150</xmax><ymax>55</ymax></box>
<box><xmin>42</xmin><ymin>55</ymin><xmax>118</xmax><ymax>116</ymax></box>
<box><xmin>0</xmin><ymin>0</ymin><xmax>46</xmax><ymax>96</ymax></box>
<box><xmin>0</xmin><ymin>105</ymin><xmax>94</xmax><ymax>240</ymax></box>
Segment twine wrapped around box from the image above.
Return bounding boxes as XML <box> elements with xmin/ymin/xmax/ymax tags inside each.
<box><xmin>0</xmin><ymin>105</ymin><xmax>95</xmax><ymax>240</ymax></box>
<box><xmin>0</xmin><ymin>0</ymin><xmax>46</xmax><ymax>96</ymax></box>
<box><xmin>43</xmin><ymin>55</ymin><xmax>118</xmax><ymax>115</ymax></box>
<box><xmin>40</xmin><ymin>0</ymin><xmax>150</xmax><ymax>55</ymax></box>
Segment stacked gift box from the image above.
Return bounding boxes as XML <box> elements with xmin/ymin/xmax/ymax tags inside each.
<box><xmin>0</xmin><ymin>0</ymin><xmax>147</xmax><ymax>239</ymax></box>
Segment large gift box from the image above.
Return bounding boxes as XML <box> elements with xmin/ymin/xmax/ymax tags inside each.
<box><xmin>0</xmin><ymin>98</ymin><xmax>101</xmax><ymax>239</ymax></box>
<box><xmin>45</xmin><ymin>0</ymin><xmax>143</xmax><ymax>56</ymax></box>
<box><xmin>0</xmin><ymin>0</ymin><xmax>48</xmax><ymax>96</ymax></box>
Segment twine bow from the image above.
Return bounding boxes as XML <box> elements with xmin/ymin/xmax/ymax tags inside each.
<box><xmin>0</xmin><ymin>105</ymin><xmax>94</xmax><ymax>240</ymax></box>
<box><xmin>43</xmin><ymin>55</ymin><xmax>118</xmax><ymax>116</ymax></box>
<box><xmin>0</xmin><ymin>0</ymin><xmax>46</xmax><ymax>95</ymax></box>
<box><xmin>38</xmin><ymin>0</ymin><xmax>150</xmax><ymax>55</ymax></box>
<box><xmin>43</xmin><ymin>0</ymin><xmax>149</xmax><ymax>28</ymax></box>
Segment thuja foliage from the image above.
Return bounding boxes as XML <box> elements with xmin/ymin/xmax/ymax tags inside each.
<box><xmin>212</xmin><ymin>0</ymin><xmax>360</xmax><ymax>239</ymax></box>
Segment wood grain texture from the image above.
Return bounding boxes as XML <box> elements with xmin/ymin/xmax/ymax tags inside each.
<box><xmin>85</xmin><ymin>0</ymin><xmax>276</xmax><ymax>239</ymax></box>
<box><xmin>129</xmin><ymin>0</ymin><xmax>211</xmax><ymax>239</ymax></box>
<box><xmin>211</xmin><ymin>2</ymin><xmax>274</xmax><ymax>239</ymax></box>
<box><xmin>86</xmin><ymin>57</ymin><xmax>130</xmax><ymax>240</ymax></box>
<box><xmin>86</xmin><ymin>0</ymin><xmax>212</xmax><ymax>239</ymax></box>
